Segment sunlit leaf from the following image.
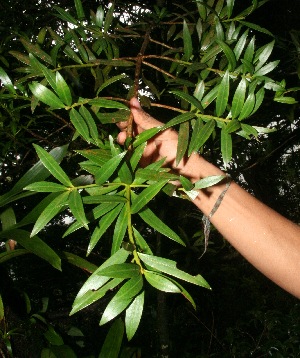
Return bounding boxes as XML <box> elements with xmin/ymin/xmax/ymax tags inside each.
<box><xmin>125</xmin><ymin>291</ymin><xmax>144</xmax><ymax>341</ymax></box>
<box><xmin>254</xmin><ymin>60</ymin><xmax>280</xmax><ymax>77</ymax></box>
<box><xmin>31</xmin><ymin>191</ymin><xmax>69</xmax><ymax>237</ymax></box>
<box><xmin>99</xmin><ymin>318</ymin><xmax>124</xmax><ymax>358</ymax></box>
<box><xmin>132</xmin><ymin>127</ymin><xmax>161</xmax><ymax>148</ymax></box>
<box><xmin>131</xmin><ymin>179</ymin><xmax>169</xmax><ymax>214</ymax></box>
<box><xmin>33</xmin><ymin>144</ymin><xmax>73</xmax><ymax>187</ymax></box>
<box><xmin>29</xmin><ymin>82</ymin><xmax>65</xmax><ymax>109</ymax></box>
<box><xmin>95</xmin><ymin>5</ymin><xmax>105</xmax><ymax>27</ymax></box>
<box><xmin>79</xmin><ymin>106</ymin><xmax>99</xmax><ymax>144</ymax></box>
<box><xmin>95</xmin><ymin>151</ymin><xmax>127</xmax><ymax>185</ymax></box>
<box><xmin>194</xmin><ymin>175</ymin><xmax>225</xmax><ymax>189</ymax></box>
<box><xmin>139</xmin><ymin>253</ymin><xmax>210</xmax><ymax>289</ymax></box>
<box><xmin>68</xmin><ymin>189</ymin><xmax>89</xmax><ymax>230</ymax></box>
<box><xmin>100</xmin><ymin>275</ymin><xmax>143</xmax><ymax>326</ymax></box>
<box><xmin>273</xmin><ymin>96</ymin><xmax>298</xmax><ymax>104</ymax></box>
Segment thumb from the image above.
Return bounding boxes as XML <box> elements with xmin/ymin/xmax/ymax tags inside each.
<box><xmin>129</xmin><ymin>97</ymin><xmax>163</xmax><ymax>130</ymax></box>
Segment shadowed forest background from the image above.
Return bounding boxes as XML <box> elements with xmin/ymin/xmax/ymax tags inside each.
<box><xmin>0</xmin><ymin>0</ymin><xmax>299</xmax><ymax>357</ymax></box>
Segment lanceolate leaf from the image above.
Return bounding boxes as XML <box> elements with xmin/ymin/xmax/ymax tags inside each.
<box><xmin>254</xmin><ymin>40</ymin><xmax>275</xmax><ymax>72</ymax></box>
<box><xmin>97</xmin><ymin>263</ymin><xmax>140</xmax><ymax>278</ymax></box>
<box><xmin>144</xmin><ymin>271</ymin><xmax>181</xmax><ymax>293</ymax></box>
<box><xmin>69</xmin><ymin>108</ymin><xmax>91</xmax><ymax>143</ymax></box>
<box><xmin>100</xmin><ymin>275</ymin><xmax>143</xmax><ymax>326</ymax></box>
<box><xmin>169</xmin><ymin>91</ymin><xmax>204</xmax><ymax>112</ymax></box>
<box><xmin>79</xmin><ymin>106</ymin><xmax>99</xmax><ymax>144</ymax></box>
<box><xmin>55</xmin><ymin>71</ymin><xmax>72</xmax><ymax>106</ymax></box>
<box><xmin>238</xmin><ymin>92</ymin><xmax>255</xmax><ymax>120</ymax></box>
<box><xmin>125</xmin><ymin>291</ymin><xmax>144</xmax><ymax>341</ymax></box>
<box><xmin>99</xmin><ymin>318</ymin><xmax>124</xmax><ymax>358</ymax></box>
<box><xmin>29</xmin><ymin>54</ymin><xmax>56</xmax><ymax>91</ymax></box>
<box><xmin>221</xmin><ymin>128</ymin><xmax>232</xmax><ymax>167</ymax></box>
<box><xmin>31</xmin><ymin>191</ymin><xmax>69</xmax><ymax>237</ymax></box>
<box><xmin>132</xmin><ymin>127</ymin><xmax>161</xmax><ymax>148</ymax></box>
<box><xmin>216</xmin><ymin>70</ymin><xmax>230</xmax><ymax>117</ymax></box>
<box><xmin>138</xmin><ymin>206</ymin><xmax>185</xmax><ymax>246</ymax></box>
<box><xmin>88</xmin><ymin>203</ymin><xmax>124</xmax><ymax>254</ymax></box>
<box><xmin>4</xmin><ymin>229</ymin><xmax>61</xmax><ymax>270</ymax></box>
<box><xmin>88</xmin><ymin>98</ymin><xmax>128</xmax><ymax>110</ymax></box>
<box><xmin>139</xmin><ymin>253</ymin><xmax>210</xmax><ymax>289</ymax></box>
<box><xmin>29</xmin><ymin>82</ymin><xmax>65</xmax><ymax>109</ymax></box>
<box><xmin>216</xmin><ymin>40</ymin><xmax>236</xmax><ymax>71</ymax></box>
<box><xmin>95</xmin><ymin>151</ymin><xmax>127</xmax><ymax>185</ymax></box>
<box><xmin>231</xmin><ymin>77</ymin><xmax>247</xmax><ymax>119</ymax></box>
<box><xmin>226</xmin><ymin>0</ymin><xmax>235</xmax><ymax>18</ymax></box>
<box><xmin>254</xmin><ymin>60</ymin><xmax>280</xmax><ymax>77</ymax></box>
<box><xmin>194</xmin><ymin>175</ymin><xmax>225</xmax><ymax>189</ymax></box>
<box><xmin>131</xmin><ymin>179</ymin><xmax>169</xmax><ymax>214</ymax></box>
<box><xmin>239</xmin><ymin>20</ymin><xmax>274</xmax><ymax>37</ymax></box>
<box><xmin>24</xmin><ymin>182</ymin><xmax>67</xmax><ymax>192</ymax></box>
<box><xmin>0</xmin><ymin>67</ymin><xmax>16</xmax><ymax>94</ymax></box>
<box><xmin>68</xmin><ymin>189</ymin><xmax>89</xmax><ymax>230</ymax></box>
<box><xmin>33</xmin><ymin>144</ymin><xmax>73</xmax><ymax>187</ymax></box>
<box><xmin>176</xmin><ymin>121</ymin><xmax>190</xmax><ymax>165</ymax></box>
<box><xmin>188</xmin><ymin>118</ymin><xmax>215</xmax><ymax>155</ymax></box>
<box><xmin>183</xmin><ymin>19</ymin><xmax>193</xmax><ymax>60</ymax></box>
<box><xmin>111</xmin><ymin>204</ymin><xmax>128</xmax><ymax>255</ymax></box>
<box><xmin>233</xmin><ymin>29</ymin><xmax>249</xmax><ymax>61</ymax></box>
<box><xmin>74</xmin><ymin>0</ymin><xmax>85</xmax><ymax>20</ymax></box>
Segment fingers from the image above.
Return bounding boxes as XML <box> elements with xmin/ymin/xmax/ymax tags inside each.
<box><xmin>130</xmin><ymin>97</ymin><xmax>163</xmax><ymax>131</ymax></box>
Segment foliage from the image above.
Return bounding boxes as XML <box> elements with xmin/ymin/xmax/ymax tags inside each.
<box><xmin>0</xmin><ymin>0</ymin><xmax>299</xmax><ymax>356</ymax></box>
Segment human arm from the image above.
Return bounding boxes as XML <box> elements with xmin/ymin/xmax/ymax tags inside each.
<box><xmin>118</xmin><ymin>98</ymin><xmax>300</xmax><ymax>298</ymax></box>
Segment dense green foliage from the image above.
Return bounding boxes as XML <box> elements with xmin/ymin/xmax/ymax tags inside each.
<box><xmin>0</xmin><ymin>0</ymin><xmax>299</xmax><ymax>357</ymax></box>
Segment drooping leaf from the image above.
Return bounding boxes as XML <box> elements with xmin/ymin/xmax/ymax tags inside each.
<box><xmin>99</xmin><ymin>318</ymin><xmax>124</xmax><ymax>358</ymax></box>
<box><xmin>60</xmin><ymin>251</ymin><xmax>97</xmax><ymax>273</ymax></box>
<box><xmin>33</xmin><ymin>144</ymin><xmax>73</xmax><ymax>187</ymax></box>
<box><xmin>68</xmin><ymin>189</ymin><xmax>89</xmax><ymax>230</ymax></box>
<box><xmin>55</xmin><ymin>71</ymin><xmax>72</xmax><ymax>106</ymax></box>
<box><xmin>194</xmin><ymin>175</ymin><xmax>225</xmax><ymax>189</ymax></box>
<box><xmin>139</xmin><ymin>253</ymin><xmax>210</xmax><ymax>289</ymax></box>
<box><xmin>31</xmin><ymin>191</ymin><xmax>70</xmax><ymax>237</ymax></box>
<box><xmin>125</xmin><ymin>291</ymin><xmax>144</xmax><ymax>341</ymax></box>
<box><xmin>216</xmin><ymin>70</ymin><xmax>230</xmax><ymax>117</ymax></box>
<box><xmin>29</xmin><ymin>82</ymin><xmax>65</xmax><ymax>109</ymax></box>
<box><xmin>131</xmin><ymin>179</ymin><xmax>169</xmax><ymax>214</ymax></box>
<box><xmin>100</xmin><ymin>275</ymin><xmax>143</xmax><ymax>326</ymax></box>
<box><xmin>144</xmin><ymin>271</ymin><xmax>181</xmax><ymax>293</ymax></box>
<box><xmin>221</xmin><ymin>127</ymin><xmax>232</xmax><ymax>167</ymax></box>
<box><xmin>138</xmin><ymin>205</ymin><xmax>185</xmax><ymax>246</ymax></box>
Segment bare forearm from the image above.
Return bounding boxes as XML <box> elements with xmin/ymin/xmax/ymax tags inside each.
<box><xmin>181</xmin><ymin>155</ymin><xmax>300</xmax><ymax>298</ymax></box>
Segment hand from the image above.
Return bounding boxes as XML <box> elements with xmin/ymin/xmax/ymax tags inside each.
<box><xmin>117</xmin><ymin>98</ymin><xmax>203</xmax><ymax>181</ymax></box>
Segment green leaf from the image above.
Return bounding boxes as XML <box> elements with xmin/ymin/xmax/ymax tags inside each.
<box><xmin>33</xmin><ymin>144</ymin><xmax>73</xmax><ymax>187</ymax></box>
<box><xmin>95</xmin><ymin>151</ymin><xmax>127</xmax><ymax>185</ymax></box>
<box><xmin>125</xmin><ymin>291</ymin><xmax>144</xmax><ymax>341</ymax></box>
<box><xmin>221</xmin><ymin>128</ymin><xmax>232</xmax><ymax>167</ymax></box>
<box><xmin>29</xmin><ymin>54</ymin><xmax>56</xmax><ymax>91</ymax></box>
<box><xmin>169</xmin><ymin>91</ymin><xmax>204</xmax><ymax>112</ymax></box>
<box><xmin>75</xmin><ymin>248</ymin><xmax>129</xmax><ymax>298</ymax></box>
<box><xmin>133</xmin><ymin>228</ymin><xmax>153</xmax><ymax>255</ymax></box>
<box><xmin>88</xmin><ymin>203</ymin><xmax>124</xmax><ymax>254</ymax></box>
<box><xmin>139</xmin><ymin>253</ymin><xmax>210</xmax><ymax>289</ymax></box>
<box><xmin>138</xmin><ymin>206</ymin><xmax>185</xmax><ymax>246</ymax></box>
<box><xmin>74</xmin><ymin>0</ymin><xmax>85</xmax><ymax>20</ymax></box>
<box><xmin>183</xmin><ymin>20</ymin><xmax>193</xmax><ymax>60</ymax></box>
<box><xmin>89</xmin><ymin>98</ymin><xmax>128</xmax><ymax>110</ymax></box>
<box><xmin>254</xmin><ymin>40</ymin><xmax>275</xmax><ymax>71</ymax></box>
<box><xmin>188</xmin><ymin>118</ymin><xmax>215</xmax><ymax>155</ymax></box>
<box><xmin>226</xmin><ymin>0</ymin><xmax>235</xmax><ymax>18</ymax></box>
<box><xmin>131</xmin><ymin>180</ymin><xmax>169</xmax><ymax>214</ymax></box>
<box><xmin>83</xmin><ymin>195</ymin><xmax>126</xmax><ymax>205</ymax></box>
<box><xmin>53</xmin><ymin>6</ymin><xmax>78</xmax><ymax>25</ymax></box>
<box><xmin>243</xmin><ymin>36</ymin><xmax>255</xmax><ymax>64</ymax></box>
<box><xmin>231</xmin><ymin>77</ymin><xmax>247</xmax><ymax>119</ymax></box>
<box><xmin>20</xmin><ymin>38</ymin><xmax>54</xmax><ymax>65</ymax></box>
<box><xmin>60</xmin><ymin>251</ymin><xmax>97</xmax><ymax>273</ymax></box>
<box><xmin>111</xmin><ymin>204</ymin><xmax>128</xmax><ymax>255</ymax></box>
<box><xmin>216</xmin><ymin>70</ymin><xmax>230</xmax><ymax>117</ymax></box>
<box><xmin>254</xmin><ymin>60</ymin><xmax>280</xmax><ymax>77</ymax></box>
<box><xmin>233</xmin><ymin>29</ymin><xmax>249</xmax><ymax>61</ymax></box>
<box><xmin>100</xmin><ymin>275</ymin><xmax>143</xmax><ymax>326</ymax></box>
<box><xmin>98</xmin><ymin>263</ymin><xmax>140</xmax><ymax>278</ymax></box>
<box><xmin>69</xmin><ymin>108</ymin><xmax>91</xmax><ymax>143</ymax></box>
<box><xmin>274</xmin><ymin>96</ymin><xmax>298</xmax><ymax>104</ymax></box>
<box><xmin>215</xmin><ymin>40</ymin><xmax>236</xmax><ymax>71</ymax></box>
<box><xmin>24</xmin><ymin>181</ymin><xmax>67</xmax><ymax>192</ymax></box>
<box><xmin>194</xmin><ymin>175</ymin><xmax>225</xmax><ymax>189</ymax></box>
<box><xmin>0</xmin><ymin>249</ymin><xmax>29</xmax><ymax>264</ymax></box>
<box><xmin>0</xmin><ymin>207</ymin><xmax>16</xmax><ymax>231</ymax></box>
<box><xmin>31</xmin><ymin>191</ymin><xmax>70</xmax><ymax>237</ymax></box>
<box><xmin>68</xmin><ymin>190</ymin><xmax>89</xmax><ymax>230</ymax></box>
<box><xmin>238</xmin><ymin>93</ymin><xmax>255</xmax><ymax>120</ymax></box>
<box><xmin>97</xmin><ymin>74</ymin><xmax>128</xmax><ymax>95</ymax></box>
<box><xmin>95</xmin><ymin>6</ymin><xmax>105</xmax><ymax>27</ymax></box>
<box><xmin>29</xmin><ymin>82</ymin><xmax>65</xmax><ymax>109</ymax></box>
<box><xmin>132</xmin><ymin>127</ymin><xmax>161</xmax><ymax>148</ymax></box>
<box><xmin>144</xmin><ymin>271</ymin><xmax>181</xmax><ymax>293</ymax></box>
<box><xmin>238</xmin><ymin>123</ymin><xmax>258</xmax><ymax>139</ymax></box>
<box><xmin>179</xmin><ymin>176</ymin><xmax>194</xmax><ymax>191</ymax></box>
<box><xmin>0</xmin><ymin>294</ymin><xmax>4</xmax><ymax>322</ymax></box>
<box><xmin>252</xmin><ymin>86</ymin><xmax>265</xmax><ymax>114</ymax></box>
<box><xmin>55</xmin><ymin>71</ymin><xmax>72</xmax><ymax>106</ymax></box>
<box><xmin>0</xmin><ymin>67</ymin><xmax>16</xmax><ymax>94</ymax></box>
<box><xmin>176</xmin><ymin>121</ymin><xmax>190</xmax><ymax>165</ymax></box>
<box><xmin>239</xmin><ymin>20</ymin><xmax>274</xmax><ymax>37</ymax></box>
<box><xmin>3</xmin><ymin>229</ymin><xmax>61</xmax><ymax>270</ymax></box>
<box><xmin>99</xmin><ymin>318</ymin><xmax>124</xmax><ymax>358</ymax></box>
<box><xmin>104</xmin><ymin>2</ymin><xmax>115</xmax><ymax>32</ymax></box>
